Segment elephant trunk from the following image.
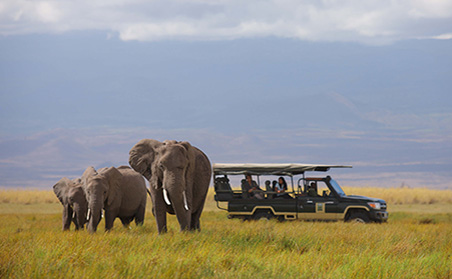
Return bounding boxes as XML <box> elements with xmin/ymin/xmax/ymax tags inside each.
<box><xmin>73</xmin><ymin>203</ymin><xmax>88</xmax><ymax>230</ymax></box>
<box><xmin>163</xmin><ymin>171</ymin><xmax>191</xmax><ymax>231</ymax></box>
<box><xmin>62</xmin><ymin>204</ymin><xmax>73</xmax><ymax>231</ymax></box>
<box><xmin>87</xmin><ymin>202</ymin><xmax>102</xmax><ymax>233</ymax></box>
<box><xmin>167</xmin><ymin>187</ymin><xmax>191</xmax><ymax>231</ymax></box>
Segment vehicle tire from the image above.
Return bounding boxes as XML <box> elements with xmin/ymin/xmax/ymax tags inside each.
<box><xmin>253</xmin><ymin>211</ymin><xmax>273</xmax><ymax>221</ymax></box>
<box><xmin>346</xmin><ymin>211</ymin><xmax>370</xmax><ymax>223</ymax></box>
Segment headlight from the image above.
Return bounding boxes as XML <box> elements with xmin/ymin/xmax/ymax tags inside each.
<box><xmin>368</xmin><ymin>202</ymin><xmax>381</xmax><ymax>210</ymax></box>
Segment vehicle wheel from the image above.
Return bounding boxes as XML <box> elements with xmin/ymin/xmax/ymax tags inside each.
<box><xmin>346</xmin><ymin>211</ymin><xmax>370</xmax><ymax>223</ymax></box>
<box><xmin>253</xmin><ymin>211</ymin><xmax>273</xmax><ymax>221</ymax></box>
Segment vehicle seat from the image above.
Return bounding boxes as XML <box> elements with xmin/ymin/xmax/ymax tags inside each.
<box><xmin>214</xmin><ymin>176</ymin><xmax>234</xmax><ymax>201</ymax></box>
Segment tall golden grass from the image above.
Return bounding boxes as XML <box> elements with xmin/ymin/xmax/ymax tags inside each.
<box><xmin>1</xmin><ymin>186</ymin><xmax>452</xmax><ymax>207</ymax></box>
<box><xmin>342</xmin><ymin>186</ymin><xmax>452</xmax><ymax>205</ymax></box>
<box><xmin>0</xmin><ymin>187</ymin><xmax>452</xmax><ymax>278</ymax></box>
<box><xmin>1</xmin><ymin>210</ymin><xmax>451</xmax><ymax>278</ymax></box>
<box><xmin>0</xmin><ymin>189</ymin><xmax>57</xmax><ymax>204</ymax></box>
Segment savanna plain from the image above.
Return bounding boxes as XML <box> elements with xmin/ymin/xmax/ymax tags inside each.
<box><xmin>1</xmin><ymin>187</ymin><xmax>452</xmax><ymax>278</ymax></box>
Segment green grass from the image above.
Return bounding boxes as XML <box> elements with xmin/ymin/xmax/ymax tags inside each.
<box><xmin>1</xmin><ymin>188</ymin><xmax>452</xmax><ymax>278</ymax></box>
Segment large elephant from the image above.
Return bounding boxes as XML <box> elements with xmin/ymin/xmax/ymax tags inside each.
<box><xmin>53</xmin><ymin>177</ymin><xmax>88</xmax><ymax>231</ymax></box>
<box><xmin>129</xmin><ymin>139</ymin><xmax>211</xmax><ymax>234</ymax></box>
<box><xmin>81</xmin><ymin>165</ymin><xmax>147</xmax><ymax>233</ymax></box>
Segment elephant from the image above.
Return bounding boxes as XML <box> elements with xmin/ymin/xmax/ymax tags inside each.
<box><xmin>81</xmin><ymin>165</ymin><xmax>147</xmax><ymax>233</ymax></box>
<box><xmin>129</xmin><ymin>139</ymin><xmax>212</xmax><ymax>234</ymax></box>
<box><xmin>53</xmin><ymin>177</ymin><xmax>88</xmax><ymax>231</ymax></box>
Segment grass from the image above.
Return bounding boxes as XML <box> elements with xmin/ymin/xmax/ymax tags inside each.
<box><xmin>1</xmin><ymin>187</ymin><xmax>452</xmax><ymax>278</ymax></box>
<box><xmin>342</xmin><ymin>187</ymin><xmax>452</xmax><ymax>205</ymax></box>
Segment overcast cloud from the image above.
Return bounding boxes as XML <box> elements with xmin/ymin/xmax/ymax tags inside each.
<box><xmin>1</xmin><ymin>0</ymin><xmax>452</xmax><ymax>43</ymax></box>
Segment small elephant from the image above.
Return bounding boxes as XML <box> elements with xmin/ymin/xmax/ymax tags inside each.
<box><xmin>129</xmin><ymin>139</ymin><xmax>212</xmax><ymax>234</ymax></box>
<box><xmin>53</xmin><ymin>177</ymin><xmax>88</xmax><ymax>231</ymax></box>
<box><xmin>81</xmin><ymin>165</ymin><xmax>147</xmax><ymax>233</ymax></box>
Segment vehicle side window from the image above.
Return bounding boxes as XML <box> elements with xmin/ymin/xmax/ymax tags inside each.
<box><xmin>307</xmin><ymin>181</ymin><xmax>330</xmax><ymax>197</ymax></box>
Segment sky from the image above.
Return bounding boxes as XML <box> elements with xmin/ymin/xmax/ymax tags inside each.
<box><xmin>1</xmin><ymin>0</ymin><xmax>451</xmax><ymax>189</ymax></box>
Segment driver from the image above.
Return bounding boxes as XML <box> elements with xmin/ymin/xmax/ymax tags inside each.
<box><xmin>307</xmin><ymin>182</ymin><xmax>319</xmax><ymax>197</ymax></box>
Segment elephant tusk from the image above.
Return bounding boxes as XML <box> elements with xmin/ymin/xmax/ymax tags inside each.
<box><xmin>183</xmin><ymin>191</ymin><xmax>189</xmax><ymax>211</ymax></box>
<box><xmin>72</xmin><ymin>211</ymin><xmax>76</xmax><ymax>220</ymax></box>
<box><xmin>163</xmin><ymin>188</ymin><xmax>171</xmax><ymax>206</ymax></box>
<box><xmin>86</xmin><ymin>209</ymin><xmax>91</xmax><ymax>222</ymax></box>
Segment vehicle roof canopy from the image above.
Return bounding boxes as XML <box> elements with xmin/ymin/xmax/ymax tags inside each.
<box><xmin>213</xmin><ymin>163</ymin><xmax>352</xmax><ymax>176</ymax></box>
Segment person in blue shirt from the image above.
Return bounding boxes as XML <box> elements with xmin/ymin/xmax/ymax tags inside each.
<box><xmin>275</xmin><ymin>177</ymin><xmax>291</xmax><ymax>199</ymax></box>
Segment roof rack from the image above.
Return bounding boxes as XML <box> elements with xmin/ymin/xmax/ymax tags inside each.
<box><xmin>213</xmin><ymin>163</ymin><xmax>352</xmax><ymax>176</ymax></box>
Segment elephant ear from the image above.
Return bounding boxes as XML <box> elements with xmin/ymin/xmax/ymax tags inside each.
<box><xmin>53</xmin><ymin>177</ymin><xmax>72</xmax><ymax>205</ymax></box>
<box><xmin>101</xmin><ymin>167</ymin><xmax>122</xmax><ymax>207</ymax></box>
<box><xmin>129</xmin><ymin>139</ymin><xmax>161</xmax><ymax>180</ymax></box>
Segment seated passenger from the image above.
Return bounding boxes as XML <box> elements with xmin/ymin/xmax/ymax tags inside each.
<box><xmin>241</xmin><ymin>174</ymin><xmax>264</xmax><ymax>199</ymax></box>
<box><xmin>265</xmin><ymin>180</ymin><xmax>274</xmax><ymax>199</ymax></box>
<box><xmin>275</xmin><ymin>177</ymin><xmax>291</xmax><ymax>199</ymax></box>
<box><xmin>307</xmin><ymin>182</ymin><xmax>319</xmax><ymax>197</ymax></box>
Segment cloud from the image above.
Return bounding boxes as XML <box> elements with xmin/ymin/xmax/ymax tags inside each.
<box><xmin>1</xmin><ymin>0</ymin><xmax>451</xmax><ymax>43</ymax></box>
<box><xmin>432</xmin><ymin>33</ymin><xmax>452</xmax><ymax>40</ymax></box>
<box><xmin>36</xmin><ymin>2</ymin><xmax>62</xmax><ymax>23</ymax></box>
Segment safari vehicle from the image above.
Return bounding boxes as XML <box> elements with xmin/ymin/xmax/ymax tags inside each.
<box><xmin>213</xmin><ymin>163</ymin><xmax>388</xmax><ymax>223</ymax></box>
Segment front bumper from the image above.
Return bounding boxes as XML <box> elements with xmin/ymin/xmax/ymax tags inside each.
<box><xmin>370</xmin><ymin>211</ymin><xmax>389</xmax><ymax>222</ymax></box>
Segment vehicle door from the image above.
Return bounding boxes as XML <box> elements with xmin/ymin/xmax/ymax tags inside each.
<box><xmin>297</xmin><ymin>181</ymin><xmax>341</xmax><ymax>220</ymax></box>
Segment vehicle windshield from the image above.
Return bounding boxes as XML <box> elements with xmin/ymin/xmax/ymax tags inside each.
<box><xmin>329</xmin><ymin>178</ymin><xmax>346</xmax><ymax>197</ymax></box>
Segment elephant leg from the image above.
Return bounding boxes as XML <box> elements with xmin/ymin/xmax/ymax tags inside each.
<box><xmin>120</xmin><ymin>217</ymin><xmax>132</xmax><ymax>227</ymax></box>
<box><xmin>152</xmin><ymin>189</ymin><xmax>168</xmax><ymax>234</ymax></box>
<box><xmin>174</xmin><ymin>207</ymin><xmax>191</xmax><ymax>231</ymax></box>
<box><xmin>190</xmin><ymin>206</ymin><xmax>204</xmax><ymax>231</ymax></box>
<box><xmin>62</xmin><ymin>205</ymin><xmax>73</xmax><ymax>231</ymax></box>
<box><xmin>134</xmin><ymin>203</ymin><xmax>146</xmax><ymax>226</ymax></box>
<box><xmin>73</xmin><ymin>213</ymin><xmax>80</xmax><ymax>231</ymax></box>
<box><xmin>104</xmin><ymin>210</ymin><xmax>117</xmax><ymax>231</ymax></box>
